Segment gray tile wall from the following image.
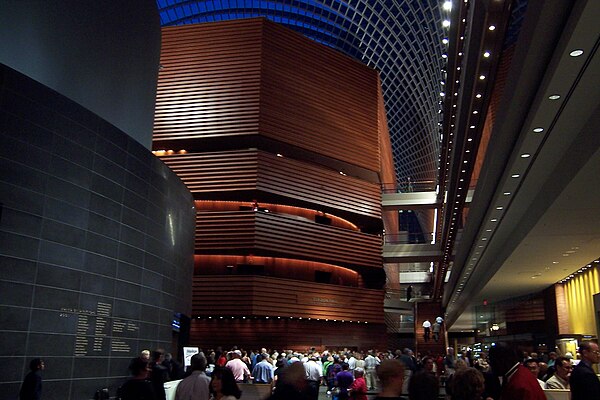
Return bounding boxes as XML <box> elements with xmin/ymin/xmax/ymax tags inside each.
<box><xmin>0</xmin><ymin>64</ymin><xmax>196</xmax><ymax>400</ymax></box>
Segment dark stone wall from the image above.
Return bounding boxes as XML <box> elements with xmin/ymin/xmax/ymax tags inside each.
<box><xmin>0</xmin><ymin>65</ymin><xmax>195</xmax><ymax>400</ymax></box>
<box><xmin>0</xmin><ymin>0</ymin><xmax>160</xmax><ymax>149</ymax></box>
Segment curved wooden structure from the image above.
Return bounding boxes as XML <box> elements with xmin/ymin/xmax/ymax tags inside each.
<box><xmin>154</xmin><ymin>18</ymin><xmax>390</xmax><ymax>349</ymax></box>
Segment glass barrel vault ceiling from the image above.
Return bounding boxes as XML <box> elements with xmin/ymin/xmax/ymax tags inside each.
<box><xmin>156</xmin><ymin>0</ymin><xmax>448</xmax><ymax>184</ymax></box>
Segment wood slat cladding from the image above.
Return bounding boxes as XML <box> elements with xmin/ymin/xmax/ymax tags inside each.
<box><xmin>155</xmin><ymin>21</ymin><xmax>262</xmax><ymax>141</ymax></box>
<box><xmin>159</xmin><ymin>149</ymin><xmax>381</xmax><ymax>219</ymax></box>
<box><xmin>154</xmin><ymin>18</ymin><xmax>380</xmax><ymax>173</ymax></box>
<box><xmin>189</xmin><ymin>318</ymin><xmax>387</xmax><ymax>350</ymax></box>
<box><xmin>259</xmin><ymin>20</ymin><xmax>380</xmax><ymax>172</ymax></box>
<box><xmin>505</xmin><ymin>298</ymin><xmax>545</xmax><ymax>322</ymax></box>
<box><xmin>195</xmin><ymin>254</ymin><xmax>361</xmax><ymax>287</ymax></box>
<box><xmin>192</xmin><ymin>275</ymin><xmax>384</xmax><ymax>324</ymax></box>
<box><xmin>195</xmin><ymin>211</ymin><xmax>382</xmax><ymax>269</ymax></box>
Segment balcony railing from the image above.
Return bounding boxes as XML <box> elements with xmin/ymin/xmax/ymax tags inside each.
<box><xmin>381</xmin><ymin>180</ymin><xmax>437</xmax><ymax>193</ymax></box>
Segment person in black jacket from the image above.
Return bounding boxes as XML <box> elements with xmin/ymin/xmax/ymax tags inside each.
<box><xmin>570</xmin><ymin>341</ymin><xmax>600</xmax><ymax>400</ymax></box>
<box><xmin>19</xmin><ymin>359</ymin><xmax>44</xmax><ymax>400</ymax></box>
<box><xmin>119</xmin><ymin>357</ymin><xmax>157</xmax><ymax>400</ymax></box>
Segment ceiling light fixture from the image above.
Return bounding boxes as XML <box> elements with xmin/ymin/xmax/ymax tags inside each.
<box><xmin>483</xmin><ymin>51</ymin><xmax>491</xmax><ymax>58</ymax></box>
<box><xmin>548</xmin><ymin>94</ymin><xmax>561</xmax><ymax>100</ymax></box>
<box><xmin>569</xmin><ymin>49</ymin><xmax>584</xmax><ymax>57</ymax></box>
<box><xmin>479</xmin><ymin>75</ymin><xmax>486</xmax><ymax>80</ymax></box>
<box><xmin>503</xmin><ymin>192</ymin><xmax>511</xmax><ymax>195</ymax></box>
<box><xmin>443</xmin><ymin>20</ymin><xmax>451</xmax><ymax>28</ymax></box>
<box><xmin>511</xmin><ymin>174</ymin><xmax>520</xmax><ymax>178</ymax></box>
<box><xmin>521</xmin><ymin>153</ymin><xmax>531</xmax><ymax>158</ymax></box>
<box><xmin>533</xmin><ymin>127</ymin><xmax>544</xmax><ymax>133</ymax></box>
<box><xmin>488</xmin><ymin>25</ymin><xmax>496</xmax><ymax>31</ymax></box>
<box><xmin>476</xmin><ymin>94</ymin><xmax>482</xmax><ymax>98</ymax></box>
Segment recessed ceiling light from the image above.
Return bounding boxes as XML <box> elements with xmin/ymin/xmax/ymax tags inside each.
<box><xmin>443</xmin><ymin>20</ymin><xmax>451</xmax><ymax>28</ymax></box>
<box><xmin>569</xmin><ymin>49</ymin><xmax>584</xmax><ymax>57</ymax></box>
<box><xmin>470</xmin><ymin>125</ymin><xmax>475</xmax><ymax>129</ymax></box>
<box><xmin>482</xmin><ymin>238</ymin><xmax>487</xmax><ymax>241</ymax></box>
<box><xmin>442</xmin><ymin>38</ymin><xmax>449</xmax><ymax>44</ymax></box>
<box><xmin>473</xmin><ymin>110</ymin><xmax>479</xmax><ymax>114</ymax></box>
<box><xmin>479</xmin><ymin>75</ymin><xmax>486</xmax><ymax>80</ymax></box>
<box><xmin>521</xmin><ymin>153</ymin><xmax>531</xmax><ymax>158</ymax></box>
<box><xmin>511</xmin><ymin>174</ymin><xmax>520</xmax><ymax>178</ymax></box>
<box><xmin>533</xmin><ymin>127</ymin><xmax>544</xmax><ymax>133</ymax></box>
<box><xmin>442</xmin><ymin>53</ymin><xmax>448</xmax><ymax>59</ymax></box>
<box><xmin>503</xmin><ymin>192</ymin><xmax>511</xmax><ymax>195</ymax></box>
<box><xmin>476</xmin><ymin>94</ymin><xmax>482</xmax><ymax>98</ymax></box>
<box><xmin>553</xmin><ymin>261</ymin><xmax>559</xmax><ymax>264</ymax></box>
<box><xmin>483</xmin><ymin>51</ymin><xmax>491</xmax><ymax>58</ymax></box>
<box><xmin>488</xmin><ymin>25</ymin><xmax>496</xmax><ymax>31</ymax></box>
<box><xmin>548</xmin><ymin>94</ymin><xmax>561</xmax><ymax>100</ymax></box>
<box><xmin>496</xmin><ymin>206</ymin><xmax>503</xmax><ymax>210</ymax></box>
<box><xmin>485</xmin><ymin>229</ymin><xmax>492</xmax><ymax>232</ymax></box>
<box><xmin>490</xmin><ymin>218</ymin><xmax>498</xmax><ymax>222</ymax></box>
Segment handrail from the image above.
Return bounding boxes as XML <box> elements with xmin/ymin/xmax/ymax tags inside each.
<box><xmin>384</xmin><ymin>232</ymin><xmax>435</xmax><ymax>244</ymax></box>
<box><xmin>381</xmin><ymin>180</ymin><xmax>437</xmax><ymax>193</ymax></box>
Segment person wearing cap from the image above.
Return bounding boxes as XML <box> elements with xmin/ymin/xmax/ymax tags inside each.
<box><xmin>225</xmin><ymin>350</ymin><xmax>252</xmax><ymax>383</ymax></box>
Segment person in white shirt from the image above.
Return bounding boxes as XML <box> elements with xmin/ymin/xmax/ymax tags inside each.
<box><xmin>176</xmin><ymin>353</ymin><xmax>210</xmax><ymax>400</ymax></box>
<box><xmin>545</xmin><ymin>356</ymin><xmax>571</xmax><ymax>389</ymax></box>
<box><xmin>304</xmin><ymin>354</ymin><xmax>323</xmax><ymax>400</ymax></box>
<box><xmin>422</xmin><ymin>319</ymin><xmax>432</xmax><ymax>342</ymax></box>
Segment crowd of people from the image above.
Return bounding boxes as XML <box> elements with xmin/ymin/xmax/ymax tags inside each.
<box><xmin>109</xmin><ymin>341</ymin><xmax>600</xmax><ymax>400</ymax></box>
<box><xmin>17</xmin><ymin>342</ymin><xmax>595</xmax><ymax>399</ymax></box>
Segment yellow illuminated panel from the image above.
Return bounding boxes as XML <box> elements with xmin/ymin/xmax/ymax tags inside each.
<box><xmin>565</xmin><ymin>267</ymin><xmax>600</xmax><ymax>335</ymax></box>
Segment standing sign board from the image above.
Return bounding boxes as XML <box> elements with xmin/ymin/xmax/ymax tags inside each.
<box><xmin>183</xmin><ymin>347</ymin><xmax>199</xmax><ymax>368</ymax></box>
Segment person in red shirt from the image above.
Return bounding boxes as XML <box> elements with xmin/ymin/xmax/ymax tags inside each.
<box><xmin>488</xmin><ymin>343</ymin><xmax>546</xmax><ymax>400</ymax></box>
<box><xmin>348</xmin><ymin>368</ymin><xmax>368</xmax><ymax>400</ymax></box>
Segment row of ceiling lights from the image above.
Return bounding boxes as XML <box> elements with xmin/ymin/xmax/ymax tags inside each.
<box><xmin>558</xmin><ymin>260</ymin><xmax>599</xmax><ymax>284</ymax></box>
<box><xmin>436</xmin><ymin>0</ymin><xmax>468</xmax><ymax>280</ymax></box>
<box><xmin>195</xmin><ymin>316</ymin><xmax>369</xmax><ymax>323</ymax></box>
<box><xmin>438</xmin><ymin>0</ymin><xmax>504</xmax><ymax>299</ymax></box>
<box><xmin>451</xmin><ymin>47</ymin><xmax>588</xmax><ymax>304</ymax></box>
